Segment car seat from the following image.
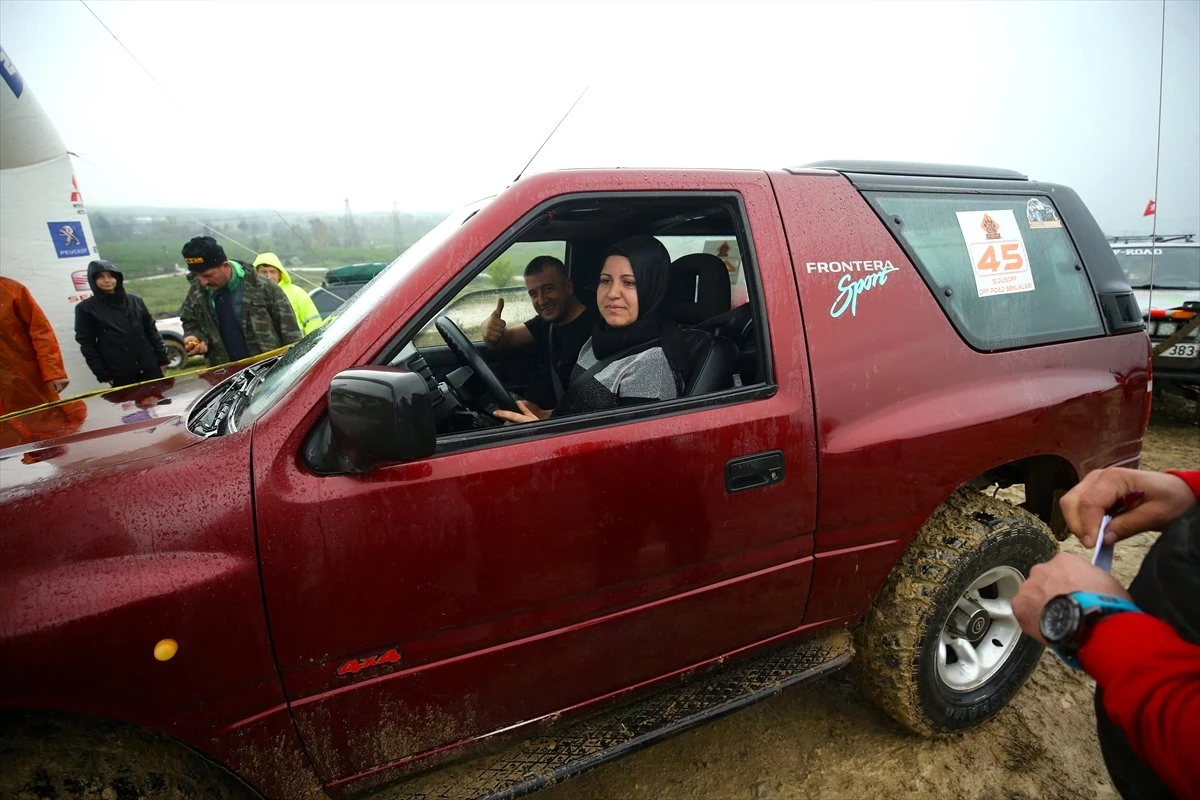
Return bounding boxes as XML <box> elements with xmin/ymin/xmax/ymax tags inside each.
<box><xmin>665</xmin><ymin>254</ymin><xmax>740</xmax><ymax>395</ymax></box>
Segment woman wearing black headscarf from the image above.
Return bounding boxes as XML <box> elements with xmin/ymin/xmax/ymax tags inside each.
<box><xmin>494</xmin><ymin>235</ymin><xmax>684</xmax><ymax>423</ymax></box>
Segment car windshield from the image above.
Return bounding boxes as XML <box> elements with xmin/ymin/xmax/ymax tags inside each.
<box><xmin>238</xmin><ymin>197</ymin><xmax>493</xmax><ymax>425</ymax></box>
<box><xmin>1112</xmin><ymin>246</ymin><xmax>1200</xmax><ymax>289</ymax></box>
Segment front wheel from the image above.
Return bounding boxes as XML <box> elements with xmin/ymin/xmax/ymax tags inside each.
<box><xmin>163</xmin><ymin>337</ymin><xmax>187</xmax><ymax>370</ymax></box>
<box><xmin>854</xmin><ymin>488</ymin><xmax>1057</xmax><ymax>736</ymax></box>
<box><xmin>0</xmin><ymin>712</ymin><xmax>255</xmax><ymax>799</ymax></box>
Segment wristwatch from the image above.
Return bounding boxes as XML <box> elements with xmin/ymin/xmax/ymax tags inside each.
<box><xmin>1040</xmin><ymin>591</ymin><xmax>1141</xmax><ymax>669</ymax></box>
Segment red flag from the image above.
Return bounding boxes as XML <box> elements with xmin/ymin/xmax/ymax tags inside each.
<box><xmin>1143</xmin><ymin>199</ymin><xmax>1156</xmax><ymax>217</ymax></box>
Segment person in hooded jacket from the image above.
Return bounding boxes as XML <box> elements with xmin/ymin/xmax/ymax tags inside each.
<box><xmin>252</xmin><ymin>252</ymin><xmax>322</xmax><ymax>334</ymax></box>
<box><xmin>0</xmin><ymin>276</ymin><xmax>70</xmax><ymax>415</ymax></box>
<box><xmin>74</xmin><ymin>260</ymin><xmax>169</xmax><ymax>387</ymax></box>
<box><xmin>494</xmin><ymin>235</ymin><xmax>685</xmax><ymax>423</ymax></box>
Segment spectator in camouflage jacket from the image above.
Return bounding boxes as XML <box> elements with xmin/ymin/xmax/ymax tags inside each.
<box><xmin>179</xmin><ymin>236</ymin><xmax>301</xmax><ymax>367</ymax></box>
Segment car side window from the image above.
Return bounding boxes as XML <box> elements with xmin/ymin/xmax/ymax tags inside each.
<box><xmin>412</xmin><ymin>242</ymin><xmax>566</xmax><ymax>347</ymax></box>
<box><xmin>397</xmin><ymin>194</ymin><xmax>769</xmax><ymax>444</ymax></box>
<box><xmin>869</xmin><ymin>193</ymin><xmax>1105</xmax><ymax>350</ymax></box>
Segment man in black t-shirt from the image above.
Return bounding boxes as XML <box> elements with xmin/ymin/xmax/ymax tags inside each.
<box><xmin>482</xmin><ymin>255</ymin><xmax>598</xmax><ymax>409</ymax></box>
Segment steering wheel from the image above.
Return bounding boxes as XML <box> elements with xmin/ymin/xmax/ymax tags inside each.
<box><xmin>435</xmin><ymin>315</ymin><xmax>521</xmax><ymax>413</ymax></box>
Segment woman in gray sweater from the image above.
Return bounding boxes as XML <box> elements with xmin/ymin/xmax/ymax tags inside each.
<box><xmin>494</xmin><ymin>235</ymin><xmax>684</xmax><ymax>423</ymax></box>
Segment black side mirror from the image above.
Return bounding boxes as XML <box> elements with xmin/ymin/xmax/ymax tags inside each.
<box><xmin>327</xmin><ymin>367</ymin><xmax>435</xmax><ymax>472</ymax></box>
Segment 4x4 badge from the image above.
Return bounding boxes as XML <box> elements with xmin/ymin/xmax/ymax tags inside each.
<box><xmin>337</xmin><ymin>647</ymin><xmax>401</xmax><ymax>676</ymax></box>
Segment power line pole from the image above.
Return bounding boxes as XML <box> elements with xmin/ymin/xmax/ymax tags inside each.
<box><xmin>343</xmin><ymin>198</ymin><xmax>358</xmax><ymax>247</ymax></box>
<box><xmin>392</xmin><ymin>201</ymin><xmax>401</xmax><ymax>252</ymax></box>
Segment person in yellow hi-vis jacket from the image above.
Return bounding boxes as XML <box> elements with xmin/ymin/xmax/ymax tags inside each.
<box><xmin>252</xmin><ymin>253</ymin><xmax>323</xmax><ymax>335</ymax></box>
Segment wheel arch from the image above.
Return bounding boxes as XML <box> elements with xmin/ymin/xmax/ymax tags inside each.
<box><xmin>0</xmin><ymin>707</ymin><xmax>263</xmax><ymax>799</ymax></box>
<box><xmin>962</xmin><ymin>453</ymin><xmax>1079</xmax><ymax>536</ymax></box>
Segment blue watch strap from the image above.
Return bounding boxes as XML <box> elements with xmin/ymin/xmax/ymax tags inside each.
<box><xmin>1049</xmin><ymin>592</ymin><xmax>1141</xmax><ymax>670</ymax></box>
<box><xmin>1068</xmin><ymin>592</ymin><xmax>1140</xmax><ymax>615</ymax></box>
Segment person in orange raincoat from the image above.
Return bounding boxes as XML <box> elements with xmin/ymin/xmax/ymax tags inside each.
<box><xmin>0</xmin><ymin>276</ymin><xmax>70</xmax><ymax>417</ymax></box>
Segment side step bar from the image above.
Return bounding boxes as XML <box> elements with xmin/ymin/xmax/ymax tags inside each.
<box><xmin>368</xmin><ymin>630</ymin><xmax>853</xmax><ymax>800</ymax></box>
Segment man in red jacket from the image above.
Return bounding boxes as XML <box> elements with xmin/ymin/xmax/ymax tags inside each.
<box><xmin>1014</xmin><ymin>468</ymin><xmax>1200</xmax><ymax>800</ymax></box>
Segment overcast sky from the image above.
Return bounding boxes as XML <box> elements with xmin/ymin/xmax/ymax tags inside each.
<box><xmin>1</xmin><ymin>0</ymin><xmax>1197</xmax><ymax>236</ymax></box>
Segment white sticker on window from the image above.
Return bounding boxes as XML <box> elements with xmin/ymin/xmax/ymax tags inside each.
<box><xmin>955</xmin><ymin>209</ymin><xmax>1036</xmax><ymax>297</ymax></box>
<box><xmin>1026</xmin><ymin>198</ymin><xmax>1062</xmax><ymax>229</ymax></box>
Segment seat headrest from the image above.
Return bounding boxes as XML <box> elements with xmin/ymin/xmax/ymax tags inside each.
<box><xmin>666</xmin><ymin>253</ymin><xmax>731</xmax><ymax>325</ymax></box>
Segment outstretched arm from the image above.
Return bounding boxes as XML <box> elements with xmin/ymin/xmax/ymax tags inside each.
<box><xmin>1060</xmin><ymin>467</ymin><xmax>1197</xmax><ymax>547</ymax></box>
<box><xmin>1013</xmin><ymin>550</ymin><xmax>1200</xmax><ymax>799</ymax></box>
<box><xmin>1081</xmin><ymin>613</ymin><xmax>1200</xmax><ymax>799</ymax></box>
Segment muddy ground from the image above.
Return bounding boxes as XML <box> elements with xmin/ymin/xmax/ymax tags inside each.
<box><xmin>540</xmin><ymin>402</ymin><xmax>1198</xmax><ymax>800</ymax></box>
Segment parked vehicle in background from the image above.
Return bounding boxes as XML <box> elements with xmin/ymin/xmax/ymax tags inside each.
<box><xmin>1109</xmin><ymin>234</ymin><xmax>1200</xmax><ymax>388</ymax></box>
<box><xmin>1</xmin><ymin>162</ymin><xmax>1150</xmax><ymax>800</ymax></box>
<box><xmin>154</xmin><ymin>316</ymin><xmax>188</xmax><ymax>369</ymax></box>
<box><xmin>323</xmin><ymin>262</ymin><xmax>390</xmax><ymax>284</ymax></box>
<box><xmin>308</xmin><ymin>282</ymin><xmax>366</xmax><ymax>317</ymax></box>
<box><xmin>308</xmin><ymin>262</ymin><xmax>392</xmax><ymax>317</ymax></box>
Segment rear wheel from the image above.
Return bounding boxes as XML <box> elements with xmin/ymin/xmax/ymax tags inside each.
<box><xmin>854</xmin><ymin>488</ymin><xmax>1057</xmax><ymax>735</ymax></box>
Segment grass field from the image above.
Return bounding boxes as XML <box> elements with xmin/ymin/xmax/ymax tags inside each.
<box><xmin>125</xmin><ymin>275</ymin><xmax>193</xmax><ymax>318</ymax></box>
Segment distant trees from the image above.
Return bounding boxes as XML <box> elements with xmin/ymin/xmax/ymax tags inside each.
<box><xmin>308</xmin><ymin>218</ymin><xmax>331</xmax><ymax>248</ymax></box>
<box><xmin>88</xmin><ymin>206</ymin><xmax>448</xmax><ymax>277</ymax></box>
<box><xmin>483</xmin><ymin>259</ymin><xmax>519</xmax><ymax>289</ymax></box>
<box><xmin>91</xmin><ymin>212</ymin><xmax>112</xmax><ymax>236</ymax></box>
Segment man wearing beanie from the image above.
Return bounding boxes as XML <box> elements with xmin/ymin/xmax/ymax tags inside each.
<box><xmin>179</xmin><ymin>236</ymin><xmax>301</xmax><ymax>366</ymax></box>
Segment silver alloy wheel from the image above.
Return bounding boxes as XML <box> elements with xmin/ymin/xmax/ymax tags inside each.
<box><xmin>163</xmin><ymin>338</ymin><xmax>187</xmax><ymax>370</ymax></box>
<box><xmin>936</xmin><ymin>565</ymin><xmax>1025</xmax><ymax>692</ymax></box>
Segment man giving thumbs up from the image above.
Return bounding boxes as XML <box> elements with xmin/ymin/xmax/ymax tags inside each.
<box><xmin>482</xmin><ymin>297</ymin><xmax>512</xmax><ymax>347</ymax></box>
<box><xmin>482</xmin><ymin>256</ymin><xmax>597</xmax><ymax>408</ymax></box>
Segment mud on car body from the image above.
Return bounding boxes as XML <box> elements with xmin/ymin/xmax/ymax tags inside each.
<box><xmin>0</xmin><ymin>162</ymin><xmax>1149</xmax><ymax>800</ymax></box>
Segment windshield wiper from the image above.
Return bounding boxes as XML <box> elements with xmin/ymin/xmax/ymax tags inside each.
<box><xmin>193</xmin><ymin>359</ymin><xmax>275</xmax><ymax>438</ymax></box>
<box><xmin>221</xmin><ymin>361</ymin><xmax>283</xmax><ymax>434</ymax></box>
<box><xmin>193</xmin><ymin>370</ymin><xmax>253</xmax><ymax>438</ymax></box>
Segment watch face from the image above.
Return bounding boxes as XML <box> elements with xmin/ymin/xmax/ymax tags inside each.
<box><xmin>1040</xmin><ymin>595</ymin><xmax>1082</xmax><ymax>644</ymax></box>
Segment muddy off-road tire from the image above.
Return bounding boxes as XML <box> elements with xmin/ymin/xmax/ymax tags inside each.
<box><xmin>854</xmin><ymin>488</ymin><xmax>1057</xmax><ymax>736</ymax></box>
<box><xmin>163</xmin><ymin>337</ymin><xmax>188</xmax><ymax>370</ymax></box>
<box><xmin>0</xmin><ymin>711</ymin><xmax>255</xmax><ymax>799</ymax></box>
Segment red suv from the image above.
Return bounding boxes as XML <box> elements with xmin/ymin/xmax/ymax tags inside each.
<box><xmin>0</xmin><ymin>162</ymin><xmax>1149</xmax><ymax>799</ymax></box>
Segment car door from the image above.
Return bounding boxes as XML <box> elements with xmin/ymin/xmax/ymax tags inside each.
<box><xmin>252</xmin><ymin>177</ymin><xmax>819</xmax><ymax>787</ymax></box>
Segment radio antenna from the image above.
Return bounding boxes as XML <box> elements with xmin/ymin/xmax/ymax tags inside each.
<box><xmin>1146</xmin><ymin>0</ymin><xmax>1167</xmax><ymax>314</ymax></box>
<box><xmin>513</xmin><ymin>87</ymin><xmax>588</xmax><ymax>183</ymax></box>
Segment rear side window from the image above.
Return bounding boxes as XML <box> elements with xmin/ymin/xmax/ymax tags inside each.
<box><xmin>869</xmin><ymin>193</ymin><xmax>1105</xmax><ymax>350</ymax></box>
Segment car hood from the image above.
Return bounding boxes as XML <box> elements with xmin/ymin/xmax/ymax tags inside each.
<box><xmin>0</xmin><ymin>363</ymin><xmax>250</xmax><ymax>493</ymax></box>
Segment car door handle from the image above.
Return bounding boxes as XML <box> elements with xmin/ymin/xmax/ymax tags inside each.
<box><xmin>725</xmin><ymin>450</ymin><xmax>785</xmax><ymax>493</ymax></box>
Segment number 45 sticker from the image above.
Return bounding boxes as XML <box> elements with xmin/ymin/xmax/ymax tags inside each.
<box><xmin>955</xmin><ymin>209</ymin><xmax>1036</xmax><ymax>297</ymax></box>
<box><xmin>975</xmin><ymin>242</ymin><xmax>1025</xmax><ymax>273</ymax></box>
